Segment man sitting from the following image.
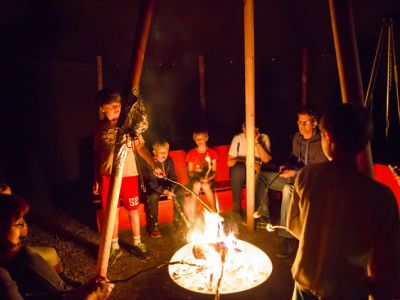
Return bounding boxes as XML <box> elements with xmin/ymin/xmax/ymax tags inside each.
<box><xmin>254</xmin><ymin>108</ymin><xmax>327</xmax><ymax>258</ymax></box>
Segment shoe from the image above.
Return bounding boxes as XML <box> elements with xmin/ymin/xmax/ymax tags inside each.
<box><xmin>256</xmin><ymin>216</ymin><xmax>271</xmax><ymax>229</ymax></box>
<box><xmin>150</xmin><ymin>224</ymin><xmax>162</xmax><ymax>238</ymax></box>
<box><xmin>130</xmin><ymin>243</ymin><xmax>150</xmax><ymax>260</ymax></box>
<box><xmin>108</xmin><ymin>248</ymin><xmax>122</xmax><ymax>266</ymax></box>
<box><xmin>253</xmin><ymin>206</ymin><xmax>262</xmax><ymax>219</ymax></box>
<box><xmin>275</xmin><ymin>238</ymin><xmax>298</xmax><ymax>259</ymax></box>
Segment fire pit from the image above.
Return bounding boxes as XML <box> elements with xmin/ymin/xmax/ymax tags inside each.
<box><xmin>168</xmin><ymin>212</ymin><xmax>272</xmax><ymax>295</ymax></box>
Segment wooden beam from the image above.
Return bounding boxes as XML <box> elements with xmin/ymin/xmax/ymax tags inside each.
<box><xmin>329</xmin><ymin>0</ymin><xmax>374</xmax><ymax>177</ymax></box>
<box><xmin>244</xmin><ymin>0</ymin><xmax>255</xmax><ymax>231</ymax></box>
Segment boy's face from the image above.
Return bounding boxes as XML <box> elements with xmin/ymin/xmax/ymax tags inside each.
<box><xmin>193</xmin><ymin>134</ymin><xmax>208</xmax><ymax>148</ymax></box>
<box><xmin>297</xmin><ymin>113</ymin><xmax>317</xmax><ymax>139</ymax></box>
<box><xmin>154</xmin><ymin>145</ymin><xmax>169</xmax><ymax>163</ymax></box>
<box><xmin>101</xmin><ymin>101</ymin><xmax>121</xmax><ymax>122</ymax></box>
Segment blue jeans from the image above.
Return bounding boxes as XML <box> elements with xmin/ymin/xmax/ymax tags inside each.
<box><xmin>278</xmin><ymin>183</ymin><xmax>294</xmax><ymax>238</ymax></box>
<box><xmin>230</xmin><ymin>162</ymin><xmax>246</xmax><ymax>214</ymax></box>
<box><xmin>255</xmin><ymin>171</ymin><xmax>295</xmax><ymax>219</ymax></box>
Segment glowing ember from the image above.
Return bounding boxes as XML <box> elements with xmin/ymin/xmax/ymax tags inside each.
<box><xmin>168</xmin><ymin>212</ymin><xmax>273</xmax><ymax>294</ymax></box>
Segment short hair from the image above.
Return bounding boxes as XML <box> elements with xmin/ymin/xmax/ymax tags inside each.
<box><xmin>320</xmin><ymin>103</ymin><xmax>372</xmax><ymax>154</ymax></box>
<box><xmin>153</xmin><ymin>140</ymin><xmax>170</xmax><ymax>151</ymax></box>
<box><xmin>0</xmin><ymin>194</ymin><xmax>29</xmax><ymax>242</ymax></box>
<box><xmin>95</xmin><ymin>89</ymin><xmax>121</xmax><ymax>107</ymax></box>
<box><xmin>297</xmin><ymin>107</ymin><xmax>318</xmax><ymax>121</ymax></box>
<box><xmin>192</xmin><ymin>129</ymin><xmax>208</xmax><ymax>138</ymax></box>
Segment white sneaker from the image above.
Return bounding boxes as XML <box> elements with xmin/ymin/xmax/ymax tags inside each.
<box><xmin>253</xmin><ymin>207</ymin><xmax>262</xmax><ymax>219</ymax></box>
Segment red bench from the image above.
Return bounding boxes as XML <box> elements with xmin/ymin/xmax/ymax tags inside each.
<box><xmin>95</xmin><ymin>145</ymin><xmax>246</xmax><ymax>232</ymax></box>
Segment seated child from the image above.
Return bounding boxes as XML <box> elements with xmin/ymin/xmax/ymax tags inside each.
<box><xmin>185</xmin><ymin>129</ymin><xmax>218</xmax><ymax>222</ymax></box>
<box><xmin>144</xmin><ymin>140</ymin><xmax>181</xmax><ymax>238</ymax></box>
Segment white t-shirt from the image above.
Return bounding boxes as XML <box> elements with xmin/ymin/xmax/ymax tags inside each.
<box><xmin>228</xmin><ymin>132</ymin><xmax>271</xmax><ymax>161</ymax></box>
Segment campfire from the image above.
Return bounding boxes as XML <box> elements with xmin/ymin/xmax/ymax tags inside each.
<box><xmin>169</xmin><ymin>211</ymin><xmax>272</xmax><ymax>296</ymax></box>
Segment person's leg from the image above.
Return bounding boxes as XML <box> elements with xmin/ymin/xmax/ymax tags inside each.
<box><xmin>147</xmin><ymin>192</ymin><xmax>160</xmax><ymax>232</ymax></box>
<box><xmin>185</xmin><ymin>180</ymin><xmax>201</xmax><ymax>224</ymax></box>
<box><xmin>278</xmin><ymin>184</ymin><xmax>294</xmax><ymax>238</ymax></box>
<box><xmin>254</xmin><ymin>172</ymin><xmax>290</xmax><ymax>218</ymax></box>
<box><xmin>201</xmin><ymin>182</ymin><xmax>215</xmax><ymax>211</ymax></box>
<box><xmin>173</xmin><ymin>187</ymin><xmax>186</xmax><ymax>226</ymax></box>
<box><xmin>100</xmin><ymin>176</ymin><xmax>120</xmax><ymax>249</ymax></box>
<box><xmin>230</xmin><ymin>163</ymin><xmax>245</xmax><ymax>214</ymax></box>
<box><xmin>254</xmin><ymin>171</ymin><xmax>273</xmax><ymax>218</ymax></box>
<box><xmin>121</xmin><ymin>176</ymin><xmax>149</xmax><ymax>260</ymax></box>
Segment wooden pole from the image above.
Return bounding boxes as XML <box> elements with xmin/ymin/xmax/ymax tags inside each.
<box><xmin>96</xmin><ymin>56</ymin><xmax>105</xmax><ymax>120</ymax></box>
<box><xmin>328</xmin><ymin>0</ymin><xmax>374</xmax><ymax>177</ymax></box>
<box><xmin>244</xmin><ymin>0</ymin><xmax>255</xmax><ymax>231</ymax></box>
<box><xmin>198</xmin><ymin>55</ymin><xmax>206</xmax><ymax>116</ymax></box>
<box><xmin>300</xmin><ymin>48</ymin><xmax>309</xmax><ymax>107</ymax></box>
<box><xmin>129</xmin><ymin>0</ymin><xmax>157</xmax><ymax>93</ymax></box>
<box><xmin>96</xmin><ymin>0</ymin><xmax>156</xmax><ymax>278</ymax></box>
<box><xmin>96</xmin><ymin>55</ymin><xmax>104</xmax><ymax>91</ymax></box>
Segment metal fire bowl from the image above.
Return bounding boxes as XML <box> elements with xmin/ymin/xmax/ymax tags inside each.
<box><xmin>168</xmin><ymin>240</ymin><xmax>273</xmax><ymax>295</ymax></box>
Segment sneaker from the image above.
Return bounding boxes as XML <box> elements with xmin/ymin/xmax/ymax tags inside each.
<box><xmin>275</xmin><ymin>238</ymin><xmax>298</xmax><ymax>259</ymax></box>
<box><xmin>108</xmin><ymin>248</ymin><xmax>122</xmax><ymax>266</ymax></box>
<box><xmin>256</xmin><ymin>216</ymin><xmax>271</xmax><ymax>229</ymax></box>
<box><xmin>253</xmin><ymin>206</ymin><xmax>262</xmax><ymax>219</ymax></box>
<box><xmin>130</xmin><ymin>243</ymin><xmax>150</xmax><ymax>260</ymax></box>
<box><xmin>150</xmin><ymin>224</ymin><xmax>162</xmax><ymax>238</ymax></box>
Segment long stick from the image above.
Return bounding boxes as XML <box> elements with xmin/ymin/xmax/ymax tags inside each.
<box><xmin>162</xmin><ymin>176</ymin><xmax>214</xmax><ymax>213</ymax></box>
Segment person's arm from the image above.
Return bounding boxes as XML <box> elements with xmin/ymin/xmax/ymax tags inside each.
<box><xmin>134</xmin><ymin>136</ymin><xmax>163</xmax><ymax>176</ymax></box>
<box><xmin>0</xmin><ymin>267</ymin><xmax>23</xmax><ymax>300</ymax></box>
<box><xmin>92</xmin><ymin>126</ymin><xmax>101</xmax><ymax>195</ymax></box>
<box><xmin>369</xmin><ymin>189</ymin><xmax>400</xmax><ymax>299</ymax></box>
<box><xmin>256</xmin><ymin>133</ymin><xmax>272</xmax><ymax>163</ymax></box>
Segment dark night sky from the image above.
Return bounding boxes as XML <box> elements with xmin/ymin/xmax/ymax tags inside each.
<box><xmin>1</xmin><ymin>0</ymin><xmax>399</xmax><ymax>212</ymax></box>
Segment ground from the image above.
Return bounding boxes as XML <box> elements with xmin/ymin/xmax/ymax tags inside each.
<box><xmin>25</xmin><ymin>205</ymin><xmax>295</xmax><ymax>300</ymax></box>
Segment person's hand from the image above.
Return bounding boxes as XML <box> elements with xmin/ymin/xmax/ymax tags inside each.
<box><xmin>84</xmin><ymin>276</ymin><xmax>114</xmax><ymax>300</ymax></box>
<box><xmin>255</xmin><ymin>129</ymin><xmax>261</xmax><ymax>144</ymax></box>
<box><xmin>164</xmin><ymin>190</ymin><xmax>175</xmax><ymax>199</ymax></box>
<box><xmin>278</xmin><ymin>165</ymin><xmax>287</xmax><ymax>173</ymax></box>
<box><xmin>63</xmin><ymin>276</ymin><xmax>114</xmax><ymax>300</ymax></box>
<box><xmin>279</xmin><ymin>169</ymin><xmax>295</xmax><ymax>178</ymax></box>
<box><xmin>200</xmin><ymin>177</ymin><xmax>209</xmax><ymax>183</ymax></box>
<box><xmin>153</xmin><ymin>167</ymin><xmax>164</xmax><ymax>177</ymax></box>
<box><xmin>92</xmin><ymin>181</ymin><xmax>100</xmax><ymax>196</ymax></box>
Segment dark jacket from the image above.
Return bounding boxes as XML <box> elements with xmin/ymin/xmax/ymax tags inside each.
<box><xmin>144</xmin><ymin>157</ymin><xmax>177</xmax><ymax>194</ymax></box>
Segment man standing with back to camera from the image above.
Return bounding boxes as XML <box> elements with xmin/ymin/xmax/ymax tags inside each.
<box><xmin>288</xmin><ymin>103</ymin><xmax>400</xmax><ymax>300</ymax></box>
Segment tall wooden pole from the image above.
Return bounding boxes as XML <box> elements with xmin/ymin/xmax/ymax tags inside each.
<box><xmin>96</xmin><ymin>0</ymin><xmax>157</xmax><ymax>278</ymax></box>
<box><xmin>244</xmin><ymin>0</ymin><xmax>255</xmax><ymax>231</ymax></box>
<box><xmin>198</xmin><ymin>55</ymin><xmax>206</xmax><ymax>121</ymax></box>
<box><xmin>96</xmin><ymin>55</ymin><xmax>105</xmax><ymax>120</ymax></box>
<box><xmin>129</xmin><ymin>0</ymin><xmax>157</xmax><ymax>93</ymax></box>
<box><xmin>328</xmin><ymin>0</ymin><xmax>374</xmax><ymax>177</ymax></box>
<box><xmin>96</xmin><ymin>55</ymin><xmax>104</xmax><ymax>91</ymax></box>
<box><xmin>300</xmin><ymin>48</ymin><xmax>309</xmax><ymax>107</ymax></box>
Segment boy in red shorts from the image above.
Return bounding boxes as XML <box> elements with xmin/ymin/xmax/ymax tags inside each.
<box><xmin>92</xmin><ymin>90</ymin><xmax>157</xmax><ymax>263</ymax></box>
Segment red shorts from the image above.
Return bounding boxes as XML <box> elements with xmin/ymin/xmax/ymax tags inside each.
<box><xmin>100</xmin><ymin>176</ymin><xmax>140</xmax><ymax>211</ymax></box>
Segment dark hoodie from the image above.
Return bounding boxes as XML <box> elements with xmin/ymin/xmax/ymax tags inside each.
<box><xmin>288</xmin><ymin>130</ymin><xmax>327</xmax><ymax>170</ymax></box>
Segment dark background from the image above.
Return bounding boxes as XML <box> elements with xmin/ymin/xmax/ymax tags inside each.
<box><xmin>1</xmin><ymin>0</ymin><xmax>399</xmax><ymax>223</ymax></box>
